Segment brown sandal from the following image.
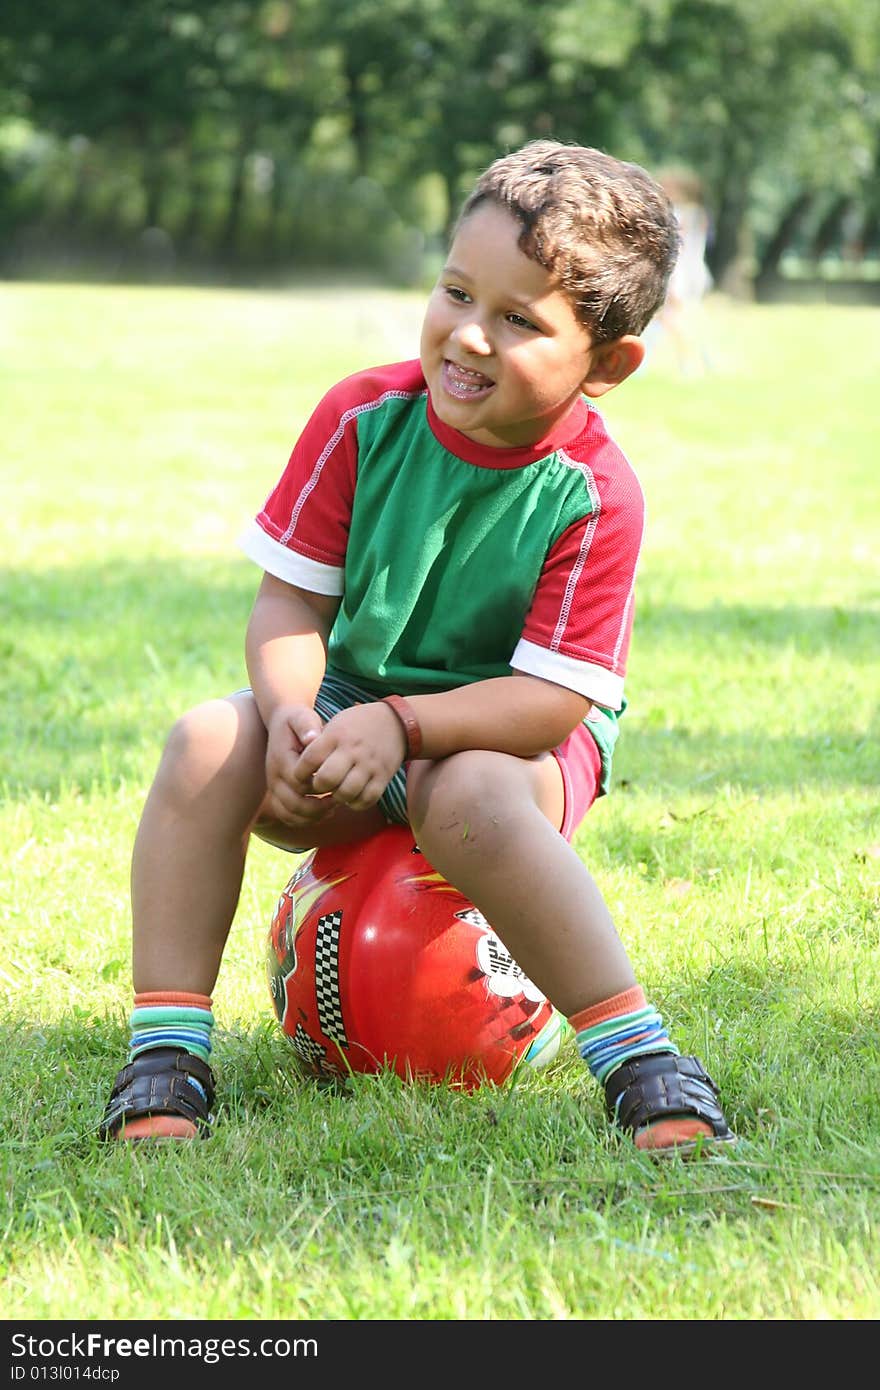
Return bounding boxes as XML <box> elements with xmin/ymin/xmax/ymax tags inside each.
<box><xmin>98</xmin><ymin>1047</ymin><xmax>215</xmax><ymax>1140</ymax></box>
<box><xmin>604</xmin><ymin>1053</ymin><xmax>735</xmax><ymax>1154</ymax></box>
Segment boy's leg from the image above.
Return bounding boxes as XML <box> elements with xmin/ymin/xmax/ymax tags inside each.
<box><xmin>131</xmin><ymin>691</ymin><xmax>386</xmax><ymax>992</ymax></box>
<box><xmin>102</xmin><ymin>691</ymin><xmax>383</xmax><ymax>1140</ymax></box>
<box><xmin>130</xmin><ymin>694</ymin><xmax>267</xmax><ymax>995</ymax></box>
<box><xmin>407</xmin><ymin>748</ymin><xmax>630</xmax><ymax>1013</ymax></box>
<box><xmin>407</xmin><ymin>749</ymin><xmax>733</xmax><ymax>1153</ymax></box>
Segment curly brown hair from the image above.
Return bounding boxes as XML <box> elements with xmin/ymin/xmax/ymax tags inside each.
<box><xmin>455</xmin><ymin>140</ymin><xmax>681</xmax><ymax>344</ymax></box>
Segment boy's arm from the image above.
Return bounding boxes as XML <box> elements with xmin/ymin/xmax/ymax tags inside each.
<box><xmin>297</xmin><ymin>671</ymin><xmax>590</xmax><ymax>814</ymax></box>
<box><xmin>245</xmin><ymin>571</ymin><xmax>341</xmax><ymax>823</ymax></box>
<box><xmin>246</xmin><ymin>571</ymin><xmax>339</xmax><ymax>718</ymax></box>
<box><xmin>404</xmin><ymin>673</ymin><xmax>590</xmax><ymax>760</ymax></box>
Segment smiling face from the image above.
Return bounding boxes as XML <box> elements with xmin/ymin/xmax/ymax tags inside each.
<box><xmin>419</xmin><ymin>202</ymin><xmax>599</xmax><ymax>449</ymax></box>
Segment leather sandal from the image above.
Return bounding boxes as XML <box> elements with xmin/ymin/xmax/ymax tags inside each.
<box><xmin>98</xmin><ymin>1047</ymin><xmax>215</xmax><ymax>1140</ymax></box>
<box><xmin>604</xmin><ymin>1052</ymin><xmax>735</xmax><ymax>1154</ymax></box>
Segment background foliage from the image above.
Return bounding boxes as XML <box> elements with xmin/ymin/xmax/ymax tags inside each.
<box><xmin>2</xmin><ymin>0</ymin><xmax>879</xmax><ymax>292</ymax></box>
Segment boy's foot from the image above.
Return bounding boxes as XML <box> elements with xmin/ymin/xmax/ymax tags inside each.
<box><xmin>604</xmin><ymin>1053</ymin><xmax>735</xmax><ymax>1157</ymax></box>
<box><xmin>114</xmin><ymin>1115</ymin><xmax>200</xmax><ymax>1140</ymax></box>
<box><xmin>98</xmin><ymin>1047</ymin><xmax>215</xmax><ymax>1141</ymax></box>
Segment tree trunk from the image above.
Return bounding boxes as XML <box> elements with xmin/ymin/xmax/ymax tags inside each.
<box><xmin>220</xmin><ymin>124</ymin><xmax>256</xmax><ymax>258</ymax></box>
<box><xmin>707</xmin><ymin>130</ymin><xmax>753</xmax><ymax>297</ymax></box>
<box><xmin>344</xmin><ymin>56</ymin><xmax>370</xmax><ymax>177</ymax></box>
<box><xmin>810</xmin><ymin>194</ymin><xmax>851</xmax><ymax>259</ymax></box>
<box><xmin>441</xmin><ymin>160</ymin><xmax>463</xmax><ymax>241</ymax></box>
<box><xmin>755</xmin><ymin>190</ymin><xmax>813</xmax><ymax>286</ymax></box>
<box><xmin>180</xmin><ymin>142</ymin><xmax>207</xmax><ymax>248</ymax></box>
<box><xmin>142</xmin><ymin>144</ymin><xmax>166</xmax><ymax>228</ymax></box>
<box><xmin>708</xmin><ymin>183</ymin><xmax>748</xmax><ymax>294</ymax></box>
<box><xmin>265</xmin><ymin>157</ymin><xmax>288</xmax><ymax>261</ymax></box>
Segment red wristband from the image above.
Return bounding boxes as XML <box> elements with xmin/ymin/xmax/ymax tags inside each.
<box><xmin>382</xmin><ymin>694</ymin><xmax>423</xmax><ymax>760</ymax></box>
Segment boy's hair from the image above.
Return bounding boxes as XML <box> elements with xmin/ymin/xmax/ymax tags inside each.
<box><xmin>455</xmin><ymin>139</ymin><xmax>681</xmax><ymax>344</ymax></box>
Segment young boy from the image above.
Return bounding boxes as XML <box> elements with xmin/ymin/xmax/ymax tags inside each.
<box><xmin>100</xmin><ymin>140</ymin><xmax>734</xmax><ymax>1154</ymax></box>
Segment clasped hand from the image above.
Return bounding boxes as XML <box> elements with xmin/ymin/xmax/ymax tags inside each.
<box><xmin>264</xmin><ymin>700</ymin><xmax>408</xmax><ymax>824</ymax></box>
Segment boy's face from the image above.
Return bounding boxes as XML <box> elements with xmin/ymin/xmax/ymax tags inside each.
<box><xmin>419</xmin><ymin>201</ymin><xmax>597</xmax><ymax>449</ymax></box>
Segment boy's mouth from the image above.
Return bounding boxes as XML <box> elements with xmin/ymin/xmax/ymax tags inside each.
<box><xmin>442</xmin><ymin>359</ymin><xmax>495</xmax><ymax>400</ymax></box>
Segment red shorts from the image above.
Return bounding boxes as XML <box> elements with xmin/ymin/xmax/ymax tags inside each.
<box><xmin>552</xmin><ymin>719</ymin><xmax>603</xmax><ymax>842</ymax></box>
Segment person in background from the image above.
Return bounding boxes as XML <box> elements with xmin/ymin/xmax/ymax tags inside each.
<box><xmin>655</xmin><ymin>167</ymin><xmax>714</xmax><ymax>375</ymax></box>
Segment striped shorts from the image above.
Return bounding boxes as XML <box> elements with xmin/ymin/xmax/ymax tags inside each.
<box><xmin>312</xmin><ymin>669</ymin><xmax>409</xmax><ymax>826</ymax></box>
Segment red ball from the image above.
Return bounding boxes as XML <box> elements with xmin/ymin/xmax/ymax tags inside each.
<box><xmin>266</xmin><ymin>825</ymin><xmax>567</xmax><ymax>1089</ymax></box>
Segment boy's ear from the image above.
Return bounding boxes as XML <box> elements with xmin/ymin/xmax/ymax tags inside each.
<box><xmin>581</xmin><ymin>335</ymin><xmax>645</xmax><ymax>399</ymax></box>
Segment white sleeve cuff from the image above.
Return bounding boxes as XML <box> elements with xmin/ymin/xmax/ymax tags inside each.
<box><xmin>510</xmin><ymin>638</ymin><xmax>625</xmax><ymax>710</ymax></box>
<box><xmin>237</xmin><ymin>519</ymin><xmax>345</xmax><ymax>596</ymax></box>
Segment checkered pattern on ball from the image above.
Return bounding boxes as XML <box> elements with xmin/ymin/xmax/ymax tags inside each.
<box><xmin>314</xmin><ymin>910</ymin><xmax>347</xmax><ymax>1047</ymax></box>
<box><xmin>290</xmin><ymin>1023</ymin><xmax>327</xmax><ymax>1067</ymax></box>
<box><xmin>454</xmin><ymin>907</ymin><xmax>489</xmax><ymax>930</ymax></box>
<box><xmin>485</xmin><ymin>935</ymin><xmax>525</xmax><ymax>980</ymax></box>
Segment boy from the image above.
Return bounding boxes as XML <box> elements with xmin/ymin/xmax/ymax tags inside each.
<box><xmin>100</xmin><ymin>140</ymin><xmax>734</xmax><ymax>1154</ymax></box>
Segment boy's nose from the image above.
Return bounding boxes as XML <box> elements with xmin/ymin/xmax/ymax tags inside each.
<box><xmin>453</xmin><ymin>319</ymin><xmax>492</xmax><ymax>356</ymax></box>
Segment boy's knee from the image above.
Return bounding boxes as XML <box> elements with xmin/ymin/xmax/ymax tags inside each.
<box><xmin>165</xmin><ymin>699</ymin><xmax>234</xmax><ymax>756</ymax></box>
<box><xmin>408</xmin><ymin>750</ymin><xmax>513</xmax><ymax>840</ymax></box>
<box><xmin>160</xmin><ymin>697</ymin><xmax>265</xmax><ymax>788</ymax></box>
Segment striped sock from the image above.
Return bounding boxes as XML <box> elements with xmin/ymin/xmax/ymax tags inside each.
<box><xmin>107</xmin><ymin>991</ymin><xmax>215</xmax><ymax>1142</ymax></box>
<box><xmin>129</xmin><ymin>991</ymin><xmax>214</xmax><ymax>1101</ymax></box>
<box><xmin>569</xmin><ymin>986</ymin><xmax>677</xmax><ymax>1085</ymax></box>
<box><xmin>569</xmin><ymin>987</ymin><xmax>715</xmax><ymax>1151</ymax></box>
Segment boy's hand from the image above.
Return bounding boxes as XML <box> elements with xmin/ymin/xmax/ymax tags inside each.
<box><xmin>264</xmin><ymin>704</ymin><xmax>336</xmax><ymax>825</ymax></box>
<box><xmin>291</xmin><ymin>702</ymin><xmax>408</xmax><ymax>812</ymax></box>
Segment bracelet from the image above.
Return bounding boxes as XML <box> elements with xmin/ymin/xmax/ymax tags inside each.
<box><xmin>381</xmin><ymin>694</ymin><xmax>423</xmax><ymax>760</ymax></box>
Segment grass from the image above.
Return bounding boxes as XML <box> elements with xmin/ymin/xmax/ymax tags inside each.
<box><xmin>1</xmin><ymin>282</ymin><xmax>879</xmax><ymax>1323</ymax></box>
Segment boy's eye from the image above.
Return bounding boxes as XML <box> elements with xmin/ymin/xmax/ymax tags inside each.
<box><xmin>444</xmin><ymin>285</ymin><xmax>470</xmax><ymax>303</ymax></box>
<box><xmin>507</xmin><ymin>312</ymin><xmax>538</xmax><ymax>331</ymax></box>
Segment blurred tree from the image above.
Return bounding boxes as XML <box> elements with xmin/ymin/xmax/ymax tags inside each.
<box><xmin>0</xmin><ymin>0</ymin><xmax>876</xmax><ymax>286</ymax></box>
<box><xmin>633</xmin><ymin>0</ymin><xmax>880</xmax><ymax>289</ymax></box>
<box><xmin>3</xmin><ymin>0</ymin><xmax>207</xmax><ymax>227</ymax></box>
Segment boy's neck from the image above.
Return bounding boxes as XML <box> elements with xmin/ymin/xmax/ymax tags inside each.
<box><xmin>425</xmin><ymin>393</ymin><xmax>593</xmax><ymax>469</ymax></box>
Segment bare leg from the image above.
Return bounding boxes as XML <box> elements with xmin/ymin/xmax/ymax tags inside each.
<box><xmin>406</xmin><ymin>749</ymin><xmax>636</xmax><ymax>1017</ymax></box>
<box><xmin>131</xmin><ymin>692</ymin><xmax>383</xmax><ymax>994</ymax></box>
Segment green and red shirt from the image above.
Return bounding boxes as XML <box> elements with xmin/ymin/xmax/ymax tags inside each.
<box><xmin>239</xmin><ymin>359</ymin><xmax>645</xmax><ymax>792</ymax></box>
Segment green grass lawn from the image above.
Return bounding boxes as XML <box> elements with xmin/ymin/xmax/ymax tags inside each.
<box><xmin>1</xmin><ymin>282</ymin><xmax>878</xmax><ymax>1321</ymax></box>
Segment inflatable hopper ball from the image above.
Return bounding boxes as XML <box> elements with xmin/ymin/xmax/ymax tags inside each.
<box><xmin>266</xmin><ymin>824</ymin><xmax>568</xmax><ymax>1089</ymax></box>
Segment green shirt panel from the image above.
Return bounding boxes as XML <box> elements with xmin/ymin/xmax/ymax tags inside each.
<box><xmin>327</xmin><ymin>395</ymin><xmax>596</xmax><ymax>696</ymax></box>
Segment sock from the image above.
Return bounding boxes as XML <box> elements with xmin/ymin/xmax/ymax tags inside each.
<box><xmin>116</xmin><ymin>990</ymin><xmax>214</xmax><ymax>1141</ymax></box>
<box><xmin>570</xmin><ymin>986</ymin><xmax>676</xmax><ymax>1084</ymax></box>
<box><xmin>129</xmin><ymin>991</ymin><xmax>214</xmax><ymax>1071</ymax></box>
<box><xmin>569</xmin><ymin>986</ymin><xmax>713</xmax><ymax>1151</ymax></box>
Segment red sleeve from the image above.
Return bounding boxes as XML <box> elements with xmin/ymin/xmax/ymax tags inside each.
<box><xmin>254</xmin><ymin>360</ymin><xmax>426</xmax><ymax>571</ymax></box>
<box><xmin>239</xmin><ymin>360</ymin><xmax>426</xmax><ymax>596</ymax></box>
<box><xmin>514</xmin><ymin>437</ymin><xmax>645</xmax><ymax>707</ymax></box>
<box><xmin>254</xmin><ymin>378</ymin><xmax>363</xmax><ymax>569</ymax></box>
